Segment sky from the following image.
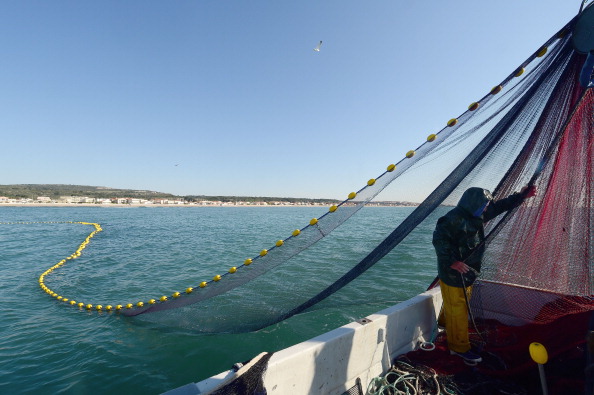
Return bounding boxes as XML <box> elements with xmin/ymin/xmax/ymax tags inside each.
<box><xmin>0</xmin><ymin>1</ymin><xmax>580</xmax><ymax>200</ymax></box>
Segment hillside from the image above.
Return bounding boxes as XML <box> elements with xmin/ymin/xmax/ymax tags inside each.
<box><xmin>0</xmin><ymin>184</ymin><xmax>176</xmax><ymax>200</ymax></box>
<box><xmin>0</xmin><ymin>184</ymin><xmax>340</xmax><ymax>205</ymax></box>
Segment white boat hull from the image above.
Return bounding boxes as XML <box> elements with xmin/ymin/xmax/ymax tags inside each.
<box><xmin>165</xmin><ymin>287</ymin><xmax>442</xmax><ymax>395</ymax></box>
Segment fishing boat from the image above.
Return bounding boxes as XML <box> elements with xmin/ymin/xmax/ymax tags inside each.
<box><xmin>161</xmin><ymin>3</ymin><xmax>594</xmax><ymax>394</ymax></box>
<box><xmin>164</xmin><ymin>289</ymin><xmax>442</xmax><ymax>394</ymax></box>
<box><xmin>163</xmin><ymin>286</ymin><xmax>591</xmax><ymax>394</ymax></box>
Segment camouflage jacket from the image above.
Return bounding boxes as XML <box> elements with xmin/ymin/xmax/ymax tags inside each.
<box><xmin>432</xmin><ymin>187</ymin><xmax>525</xmax><ymax>288</ymax></box>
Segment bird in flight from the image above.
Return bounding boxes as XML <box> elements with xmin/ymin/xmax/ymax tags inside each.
<box><xmin>313</xmin><ymin>41</ymin><xmax>322</xmax><ymax>52</ymax></box>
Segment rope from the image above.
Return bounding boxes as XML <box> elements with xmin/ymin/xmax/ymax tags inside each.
<box><xmin>0</xmin><ymin>221</ymin><xmax>176</xmax><ymax>313</ymax></box>
<box><xmin>366</xmin><ymin>360</ymin><xmax>459</xmax><ymax>395</ymax></box>
<box><xmin>460</xmin><ymin>271</ymin><xmax>486</xmax><ymax>346</ymax></box>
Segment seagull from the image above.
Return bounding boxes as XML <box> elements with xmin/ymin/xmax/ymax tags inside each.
<box><xmin>313</xmin><ymin>40</ymin><xmax>322</xmax><ymax>52</ymax></box>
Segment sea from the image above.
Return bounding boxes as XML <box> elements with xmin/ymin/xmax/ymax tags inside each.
<box><xmin>0</xmin><ymin>205</ymin><xmax>440</xmax><ymax>395</ymax></box>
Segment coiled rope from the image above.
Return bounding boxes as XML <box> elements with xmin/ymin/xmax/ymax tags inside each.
<box><xmin>366</xmin><ymin>359</ymin><xmax>458</xmax><ymax>395</ymax></box>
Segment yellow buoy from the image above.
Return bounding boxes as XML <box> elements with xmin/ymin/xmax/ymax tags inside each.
<box><xmin>468</xmin><ymin>102</ymin><xmax>479</xmax><ymax>111</ymax></box>
<box><xmin>529</xmin><ymin>342</ymin><xmax>548</xmax><ymax>365</ymax></box>
<box><xmin>536</xmin><ymin>47</ymin><xmax>548</xmax><ymax>57</ymax></box>
<box><xmin>116</xmin><ymin>305</ymin><xmax>123</xmax><ymax>310</ymax></box>
<box><xmin>244</xmin><ymin>258</ymin><xmax>253</xmax><ymax>265</ymax></box>
<box><xmin>447</xmin><ymin>118</ymin><xmax>458</xmax><ymax>127</ymax></box>
<box><xmin>259</xmin><ymin>249</ymin><xmax>268</xmax><ymax>257</ymax></box>
<box><xmin>348</xmin><ymin>192</ymin><xmax>357</xmax><ymax>199</ymax></box>
<box><xmin>514</xmin><ymin>67</ymin><xmax>525</xmax><ymax>77</ymax></box>
<box><xmin>106</xmin><ymin>305</ymin><xmax>113</xmax><ymax>311</ymax></box>
<box><xmin>491</xmin><ymin>85</ymin><xmax>502</xmax><ymax>95</ymax></box>
<box><xmin>78</xmin><ymin>303</ymin><xmax>84</xmax><ymax>308</ymax></box>
<box><xmin>529</xmin><ymin>342</ymin><xmax>549</xmax><ymax>395</ymax></box>
<box><xmin>96</xmin><ymin>305</ymin><xmax>103</xmax><ymax>311</ymax></box>
<box><xmin>405</xmin><ymin>150</ymin><xmax>415</xmax><ymax>158</ymax></box>
<box><xmin>199</xmin><ymin>281</ymin><xmax>207</xmax><ymax>288</ymax></box>
<box><xmin>229</xmin><ymin>267</ymin><xmax>237</xmax><ymax>273</ymax></box>
<box><xmin>186</xmin><ymin>287</ymin><xmax>193</xmax><ymax>294</ymax></box>
<box><xmin>329</xmin><ymin>205</ymin><xmax>338</xmax><ymax>213</ymax></box>
<box><xmin>387</xmin><ymin>164</ymin><xmax>396</xmax><ymax>172</ymax></box>
<box><xmin>136</xmin><ymin>302</ymin><xmax>144</xmax><ymax>307</ymax></box>
<box><xmin>276</xmin><ymin>240</ymin><xmax>284</xmax><ymax>247</ymax></box>
<box><xmin>213</xmin><ymin>274</ymin><xmax>222</xmax><ymax>282</ymax></box>
<box><xmin>148</xmin><ymin>299</ymin><xmax>156</xmax><ymax>304</ymax></box>
<box><xmin>292</xmin><ymin>229</ymin><xmax>301</xmax><ymax>237</ymax></box>
<box><xmin>367</xmin><ymin>179</ymin><xmax>376</xmax><ymax>186</ymax></box>
<box><xmin>172</xmin><ymin>292</ymin><xmax>181</xmax><ymax>298</ymax></box>
<box><xmin>126</xmin><ymin>303</ymin><xmax>133</xmax><ymax>309</ymax></box>
<box><xmin>160</xmin><ymin>296</ymin><xmax>168</xmax><ymax>302</ymax></box>
<box><xmin>86</xmin><ymin>304</ymin><xmax>93</xmax><ymax>310</ymax></box>
<box><xmin>309</xmin><ymin>218</ymin><xmax>318</xmax><ymax>226</ymax></box>
<box><xmin>427</xmin><ymin>134</ymin><xmax>437</xmax><ymax>142</ymax></box>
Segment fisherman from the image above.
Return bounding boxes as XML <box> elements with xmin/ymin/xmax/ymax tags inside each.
<box><xmin>432</xmin><ymin>185</ymin><xmax>536</xmax><ymax>364</ymax></box>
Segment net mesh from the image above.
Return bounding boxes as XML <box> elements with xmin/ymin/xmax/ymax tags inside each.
<box><xmin>471</xmin><ymin>74</ymin><xmax>593</xmax><ymax>325</ymax></box>
<box><xmin>121</xmin><ymin>11</ymin><xmax>593</xmax><ymax>334</ymax></box>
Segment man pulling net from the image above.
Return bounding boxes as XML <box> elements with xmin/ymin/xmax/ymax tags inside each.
<box><xmin>432</xmin><ymin>186</ymin><xmax>536</xmax><ymax>364</ymax></box>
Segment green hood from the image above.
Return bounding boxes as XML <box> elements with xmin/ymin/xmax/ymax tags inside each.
<box><xmin>458</xmin><ymin>187</ymin><xmax>493</xmax><ymax>217</ymax></box>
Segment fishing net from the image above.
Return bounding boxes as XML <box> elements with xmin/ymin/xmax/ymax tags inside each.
<box><xmin>122</xmin><ymin>10</ymin><xmax>594</xmax><ymax>333</ymax></box>
<box><xmin>469</xmin><ymin>82</ymin><xmax>594</xmax><ymax>326</ymax></box>
<box><xmin>33</xmin><ymin>7</ymin><xmax>591</xmax><ymax>337</ymax></box>
<box><xmin>375</xmin><ymin>52</ymin><xmax>593</xmax><ymax>390</ymax></box>
<box><xmin>208</xmin><ymin>352</ymin><xmax>273</xmax><ymax>395</ymax></box>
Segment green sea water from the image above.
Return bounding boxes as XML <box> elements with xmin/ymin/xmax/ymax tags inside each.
<box><xmin>0</xmin><ymin>206</ymin><xmax>439</xmax><ymax>394</ymax></box>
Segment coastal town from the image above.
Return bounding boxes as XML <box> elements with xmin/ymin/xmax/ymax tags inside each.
<box><xmin>0</xmin><ymin>195</ymin><xmax>419</xmax><ymax>207</ymax></box>
<box><xmin>0</xmin><ymin>185</ymin><xmax>420</xmax><ymax>207</ymax></box>
<box><xmin>0</xmin><ymin>195</ymin><xmax>322</xmax><ymax>206</ymax></box>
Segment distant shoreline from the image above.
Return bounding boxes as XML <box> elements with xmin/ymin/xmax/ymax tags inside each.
<box><xmin>0</xmin><ymin>202</ymin><xmax>418</xmax><ymax>208</ymax></box>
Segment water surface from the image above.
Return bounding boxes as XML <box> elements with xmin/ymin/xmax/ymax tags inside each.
<box><xmin>0</xmin><ymin>206</ymin><xmax>439</xmax><ymax>394</ymax></box>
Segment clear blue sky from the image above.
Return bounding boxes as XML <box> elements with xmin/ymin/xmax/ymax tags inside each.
<box><xmin>1</xmin><ymin>1</ymin><xmax>578</xmax><ymax>199</ymax></box>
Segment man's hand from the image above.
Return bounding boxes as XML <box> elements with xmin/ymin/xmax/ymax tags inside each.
<box><xmin>451</xmin><ymin>260</ymin><xmax>470</xmax><ymax>274</ymax></box>
<box><xmin>521</xmin><ymin>185</ymin><xmax>537</xmax><ymax>198</ymax></box>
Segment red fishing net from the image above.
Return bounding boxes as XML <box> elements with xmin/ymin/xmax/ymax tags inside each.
<box><xmin>473</xmin><ymin>57</ymin><xmax>593</xmax><ymax>327</ymax></box>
